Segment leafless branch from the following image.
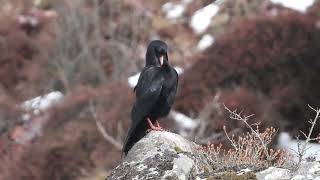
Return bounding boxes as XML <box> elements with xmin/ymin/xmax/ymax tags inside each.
<box><xmin>224</xmin><ymin>105</ymin><xmax>273</xmax><ymax>162</ymax></box>
<box><xmin>294</xmin><ymin>104</ymin><xmax>320</xmax><ymax>169</ymax></box>
<box><xmin>89</xmin><ymin>101</ymin><xmax>122</xmax><ymax>150</ymax></box>
<box><xmin>223</xmin><ymin>126</ymin><xmax>239</xmax><ymax>151</ymax></box>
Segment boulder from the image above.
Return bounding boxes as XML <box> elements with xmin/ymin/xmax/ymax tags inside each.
<box><xmin>108</xmin><ymin>131</ymin><xmax>320</xmax><ymax>180</ymax></box>
<box><xmin>108</xmin><ymin>131</ymin><xmax>198</xmax><ymax>180</ymax></box>
<box><xmin>108</xmin><ymin>131</ymin><xmax>256</xmax><ymax>180</ymax></box>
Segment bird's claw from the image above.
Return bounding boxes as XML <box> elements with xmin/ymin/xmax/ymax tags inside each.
<box><xmin>147</xmin><ymin>118</ymin><xmax>164</xmax><ymax>132</ymax></box>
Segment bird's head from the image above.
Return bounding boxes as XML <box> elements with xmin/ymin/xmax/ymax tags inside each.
<box><xmin>146</xmin><ymin>40</ymin><xmax>169</xmax><ymax>67</ymax></box>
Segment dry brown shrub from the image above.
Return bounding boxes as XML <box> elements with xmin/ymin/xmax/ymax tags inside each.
<box><xmin>0</xmin><ymin>95</ymin><xmax>25</xmax><ymax>180</ymax></box>
<box><xmin>175</xmin><ymin>11</ymin><xmax>320</xmax><ymax>138</ymax></box>
<box><xmin>201</xmin><ymin>126</ymin><xmax>288</xmax><ymax>172</ymax></box>
<box><xmin>196</xmin><ymin>108</ymin><xmax>289</xmax><ymax>173</ymax></box>
<box><xmin>0</xmin><ymin>8</ymin><xmax>56</xmax><ymax>100</ymax></box>
<box><xmin>0</xmin><ymin>81</ymin><xmax>133</xmax><ymax>180</ymax></box>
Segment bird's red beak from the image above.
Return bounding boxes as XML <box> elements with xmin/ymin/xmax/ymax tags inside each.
<box><xmin>160</xmin><ymin>56</ymin><xmax>164</xmax><ymax>66</ymax></box>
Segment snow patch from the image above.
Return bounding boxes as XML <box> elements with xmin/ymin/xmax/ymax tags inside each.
<box><xmin>21</xmin><ymin>91</ymin><xmax>64</xmax><ymax>115</ymax></box>
<box><xmin>277</xmin><ymin>132</ymin><xmax>320</xmax><ymax>161</ymax></box>
<box><xmin>13</xmin><ymin>92</ymin><xmax>64</xmax><ymax>144</ymax></box>
<box><xmin>128</xmin><ymin>72</ymin><xmax>141</xmax><ymax>88</ymax></box>
<box><xmin>190</xmin><ymin>3</ymin><xmax>219</xmax><ymax>34</ymax></box>
<box><xmin>309</xmin><ymin>163</ymin><xmax>320</xmax><ymax>174</ymax></box>
<box><xmin>162</xmin><ymin>2</ymin><xmax>185</xmax><ymax>19</ymax></box>
<box><xmin>197</xmin><ymin>34</ymin><xmax>214</xmax><ymax>50</ymax></box>
<box><xmin>174</xmin><ymin>66</ymin><xmax>184</xmax><ymax>75</ymax></box>
<box><xmin>182</xmin><ymin>0</ymin><xmax>193</xmax><ymax>4</ymax></box>
<box><xmin>162</xmin><ymin>0</ymin><xmax>193</xmax><ymax>20</ymax></box>
<box><xmin>170</xmin><ymin>110</ymin><xmax>197</xmax><ymax>130</ymax></box>
<box><xmin>270</xmin><ymin>0</ymin><xmax>314</xmax><ymax>13</ymax></box>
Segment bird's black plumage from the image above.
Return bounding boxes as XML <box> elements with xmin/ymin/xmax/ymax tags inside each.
<box><xmin>122</xmin><ymin>40</ymin><xmax>178</xmax><ymax>155</ymax></box>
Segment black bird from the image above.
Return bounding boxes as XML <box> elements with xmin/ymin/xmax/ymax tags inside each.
<box><xmin>122</xmin><ymin>40</ymin><xmax>179</xmax><ymax>155</ymax></box>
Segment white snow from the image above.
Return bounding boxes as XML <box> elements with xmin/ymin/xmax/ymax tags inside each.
<box><xmin>170</xmin><ymin>110</ymin><xmax>197</xmax><ymax>129</ymax></box>
<box><xmin>190</xmin><ymin>3</ymin><xmax>219</xmax><ymax>34</ymax></box>
<box><xmin>174</xmin><ymin>66</ymin><xmax>184</xmax><ymax>75</ymax></box>
<box><xmin>128</xmin><ymin>72</ymin><xmax>141</xmax><ymax>88</ymax></box>
<box><xmin>197</xmin><ymin>34</ymin><xmax>215</xmax><ymax>50</ymax></box>
<box><xmin>21</xmin><ymin>91</ymin><xmax>64</xmax><ymax>115</ymax></box>
<box><xmin>182</xmin><ymin>0</ymin><xmax>193</xmax><ymax>4</ymax></box>
<box><xmin>169</xmin><ymin>110</ymin><xmax>197</xmax><ymax>137</ymax></box>
<box><xmin>309</xmin><ymin>164</ymin><xmax>320</xmax><ymax>174</ymax></box>
<box><xmin>162</xmin><ymin>0</ymin><xmax>194</xmax><ymax>19</ymax></box>
<box><xmin>14</xmin><ymin>91</ymin><xmax>64</xmax><ymax>144</ymax></box>
<box><xmin>270</xmin><ymin>0</ymin><xmax>314</xmax><ymax>13</ymax></box>
<box><xmin>128</xmin><ymin>66</ymin><xmax>184</xmax><ymax>88</ymax></box>
<box><xmin>162</xmin><ymin>2</ymin><xmax>185</xmax><ymax>19</ymax></box>
<box><xmin>277</xmin><ymin>132</ymin><xmax>320</xmax><ymax>161</ymax></box>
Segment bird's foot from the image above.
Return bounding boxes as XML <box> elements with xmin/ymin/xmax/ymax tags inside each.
<box><xmin>147</xmin><ymin>118</ymin><xmax>163</xmax><ymax>131</ymax></box>
<box><xmin>155</xmin><ymin>120</ymin><xmax>163</xmax><ymax>129</ymax></box>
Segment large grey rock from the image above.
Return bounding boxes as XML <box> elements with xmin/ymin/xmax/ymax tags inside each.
<box><xmin>108</xmin><ymin>131</ymin><xmax>259</xmax><ymax>179</ymax></box>
<box><xmin>108</xmin><ymin>131</ymin><xmax>320</xmax><ymax>180</ymax></box>
<box><xmin>256</xmin><ymin>162</ymin><xmax>320</xmax><ymax>180</ymax></box>
<box><xmin>108</xmin><ymin>131</ymin><xmax>199</xmax><ymax>180</ymax></box>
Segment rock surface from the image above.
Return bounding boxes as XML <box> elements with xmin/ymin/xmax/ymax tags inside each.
<box><xmin>108</xmin><ymin>131</ymin><xmax>320</xmax><ymax>180</ymax></box>
<box><xmin>108</xmin><ymin>131</ymin><xmax>199</xmax><ymax>180</ymax></box>
<box><xmin>107</xmin><ymin>131</ymin><xmax>255</xmax><ymax>180</ymax></box>
<box><xmin>256</xmin><ymin>162</ymin><xmax>320</xmax><ymax>180</ymax></box>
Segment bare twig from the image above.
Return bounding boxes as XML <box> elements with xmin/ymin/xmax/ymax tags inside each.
<box><xmin>89</xmin><ymin>101</ymin><xmax>122</xmax><ymax>150</ymax></box>
<box><xmin>224</xmin><ymin>105</ymin><xmax>273</xmax><ymax>162</ymax></box>
<box><xmin>294</xmin><ymin>105</ymin><xmax>320</xmax><ymax>168</ymax></box>
<box><xmin>223</xmin><ymin>126</ymin><xmax>239</xmax><ymax>151</ymax></box>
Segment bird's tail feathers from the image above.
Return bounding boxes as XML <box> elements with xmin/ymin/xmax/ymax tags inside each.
<box><xmin>122</xmin><ymin>117</ymin><xmax>148</xmax><ymax>155</ymax></box>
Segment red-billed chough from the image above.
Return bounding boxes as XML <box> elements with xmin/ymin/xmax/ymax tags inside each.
<box><xmin>122</xmin><ymin>40</ymin><xmax>178</xmax><ymax>155</ymax></box>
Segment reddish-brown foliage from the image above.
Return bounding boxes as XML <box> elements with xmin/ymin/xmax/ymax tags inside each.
<box><xmin>175</xmin><ymin>12</ymin><xmax>320</xmax><ymax>137</ymax></box>
<box><xmin>0</xmin><ymin>11</ymin><xmax>55</xmax><ymax>100</ymax></box>
<box><xmin>0</xmin><ymin>82</ymin><xmax>133</xmax><ymax>180</ymax></box>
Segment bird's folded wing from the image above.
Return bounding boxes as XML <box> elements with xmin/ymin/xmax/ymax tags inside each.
<box><xmin>132</xmin><ymin>67</ymin><xmax>164</xmax><ymax>121</ymax></box>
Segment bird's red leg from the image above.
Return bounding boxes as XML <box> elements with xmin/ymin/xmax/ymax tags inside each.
<box><xmin>147</xmin><ymin>118</ymin><xmax>163</xmax><ymax>131</ymax></box>
<box><xmin>155</xmin><ymin>120</ymin><xmax>163</xmax><ymax>129</ymax></box>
